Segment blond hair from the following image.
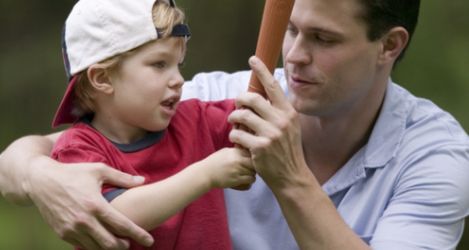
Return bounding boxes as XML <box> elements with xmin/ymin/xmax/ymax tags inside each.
<box><xmin>72</xmin><ymin>1</ymin><xmax>186</xmax><ymax>117</ymax></box>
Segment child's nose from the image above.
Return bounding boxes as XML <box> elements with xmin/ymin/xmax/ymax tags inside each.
<box><xmin>169</xmin><ymin>71</ymin><xmax>184</xmax><ymax>89</ymax></box>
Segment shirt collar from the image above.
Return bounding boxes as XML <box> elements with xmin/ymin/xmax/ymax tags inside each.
<box><xmin>323</xmin><ymin>80</ymin><xmax>408</xmax><ymax>195</ymax></box>
<box><xmin>363</xmin><ymin>80</ymin><xmax>408</xmax><ymax>168</ymax></box>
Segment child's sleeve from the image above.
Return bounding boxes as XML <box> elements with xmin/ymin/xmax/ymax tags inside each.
<box><xmin>52</xmin><ymin>143</ymin><xmax>124</xmax><ymax>201</ymax></box>
<box><xmin>52</xmin><ymin>143</ymin><xmax>107</xmax><ymax>164</ymax></box>
<box><xmin>203</xmin><ymin>100</ymin><xmax>236</xmax><ymax>148</ymax></box>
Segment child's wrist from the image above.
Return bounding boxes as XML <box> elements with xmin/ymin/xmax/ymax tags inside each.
<box><xmin>189</xmin><ymin>161</ymin><xmax>215</xmax><ymax>191</ymax></box>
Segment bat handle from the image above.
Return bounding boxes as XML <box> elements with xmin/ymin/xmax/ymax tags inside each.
<box><xmin>248</xmin><ymin>74</ymin><xmax>267</xmax><ymax>98</ymax></box>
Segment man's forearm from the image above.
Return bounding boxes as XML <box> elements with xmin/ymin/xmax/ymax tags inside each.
<box><xmin>0</xmin><ymin>132</ymin><xmax>61</xmax><ymax>204</ymax></box>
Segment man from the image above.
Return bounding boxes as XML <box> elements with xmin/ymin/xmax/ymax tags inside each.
<box><xmin>1</xmin><ymin>0</ymin><xmax>468</xmax><ymax>249</ymax></box>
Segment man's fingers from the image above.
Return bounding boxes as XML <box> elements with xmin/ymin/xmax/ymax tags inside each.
<box><xmin>228</xmin><ymin>108</ymin><xmax>277</xmax><ymax>137</ymax></box>
<box><xmin>97</xmin><ymin>165</ymin><xmax>145</xmax><ymax>188</ymax></box>
<box><xmin>97</xmin><ymin>203</ymin><xmax>154</xmax><ymax>247</ymax></box>
<box><xmin>248</xmin><ymin>56</ymin><xmax>289</xmax><ymax>108</ymax></box>
<box><xmin>61</xmin><ymin>208</ymin><xmax>130</xmax><ymax>250</ymax></box>
<box><xmin>87</xmin><ymin>215</ymin><xmax>132</xmax><ymax>250</ymax></box>
<box><xmin>65</xmin><ymin>232</ymin><xmax>103</xmax><ymax>250</ymax></box>
<box><xmin>234</xmin><ymin>92</ymin><xmax>279</xmax><ymax>123</ymax></box>
<box><xmin>67</xmin><ymin>239</ymin><xmax>85</xmax><ymax>249</ymax></box>
<box><xmin>229</xmin><ymin>128</ymin><xmax>269</xmax><ymax>151</ymax></box>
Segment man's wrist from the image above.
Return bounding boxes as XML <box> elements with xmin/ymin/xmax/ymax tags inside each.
<box><xmin>0</xmin><ymin>153</ymin><xmax>30</xmax><ymax>204</ymax></box>
<box><xmin>23</xmin><ymin>155</ymin><xmax>57</xmax><ymax>204</ymax></box>
<box><xmin>0</xmin><ymin>135</ymin><xmax>56</xmax><ymax>205</ymax></box>
<box><xmin>270</xmin><ymin>170</ymin><xmax>322</xmax><ymax>202</ymax></box>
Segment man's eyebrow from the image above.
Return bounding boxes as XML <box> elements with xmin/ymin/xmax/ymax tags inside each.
<box><xmin>288</xmin><ymin>21</ymin><xmax>342</xmax><ymax>36</ymax></box>
<box><xmin>307</xmin><ymin>27</ymin><xmax>343</xmax><ymax>37</ymax></box>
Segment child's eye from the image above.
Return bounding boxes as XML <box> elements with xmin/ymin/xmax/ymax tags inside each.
<box><xmin>153</xmin><ymin>61</ymin><xmax>167</xmax><ymax>69</ymax></box>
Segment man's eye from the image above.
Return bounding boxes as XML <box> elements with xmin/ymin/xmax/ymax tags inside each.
<box><xmin>315</xmin><ymin>34</ymin><xmax>335</xmax><ymax>44</ymax></box>
<box><xmin>287</xmin><ymin>26</ymin><xmax>298</xmax><ymax>36</ymax></box>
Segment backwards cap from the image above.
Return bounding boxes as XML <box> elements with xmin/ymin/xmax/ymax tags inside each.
<box><xmin>52</xmin><ymin>0</ymin><xmax>190</xmax><ymax>127</ymax></box>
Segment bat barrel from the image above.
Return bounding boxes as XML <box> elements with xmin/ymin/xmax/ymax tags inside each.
<box><xmin>248</xmin><ymin>0</ymin><xmax>295</xmax><ymax>97</ymax></box>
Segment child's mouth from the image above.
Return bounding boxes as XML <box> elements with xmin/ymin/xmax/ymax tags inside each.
<box><xmin>161</xmin><ymin>96</ymin><xmax>180</xmax><ymax>111</ymax></box>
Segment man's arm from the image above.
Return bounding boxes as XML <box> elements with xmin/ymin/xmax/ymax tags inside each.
<box><xmin>0</xmin><ymin>133</ymin><xmax>59</xmax><ymax>203</ymax></box>
<box><xmin>228</xmin><ymin>56</ymin><xmax>370</xmax><ymax>249</ymax></box>
<box><xmin>0</xmin><ymin>133</ymin><xmax>154</xmax><ymax>250</ymax></box>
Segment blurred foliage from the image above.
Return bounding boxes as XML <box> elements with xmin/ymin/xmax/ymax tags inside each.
<box><xmin>0</xmin><ymin>0</ymin><xmax>468</xmax><ymax>249</ymax></box>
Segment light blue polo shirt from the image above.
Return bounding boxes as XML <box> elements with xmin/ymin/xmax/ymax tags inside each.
<box><xmin>183</xmin><ymin>69</ymin><xmax>469</xmax><ymax>250</ymax></box>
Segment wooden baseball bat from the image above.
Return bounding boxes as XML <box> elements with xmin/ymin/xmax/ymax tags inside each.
<box><xmin>232</xmin><ymin>0</ymin><xmax>294</xmax><ymax>191</ymax></box>
<box><xmin>248</xmin><ymin>0</ymin><xmax>295</xmax><ymax>98</ymax></box>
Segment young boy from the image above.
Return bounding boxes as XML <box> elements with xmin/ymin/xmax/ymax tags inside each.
<box><xmin>50</xmin><ymin>0</ymin><xmax>255</xmax><ymax>249</ymax></box>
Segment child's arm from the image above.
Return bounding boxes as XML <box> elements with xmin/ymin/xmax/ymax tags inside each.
<box><xmin>110</xmin><ymin>147</ymin><xmax>255</xmax><ymax>231</ymax></box>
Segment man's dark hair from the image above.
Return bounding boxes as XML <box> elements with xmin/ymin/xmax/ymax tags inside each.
<box><xmin>357</xmin><ymin>0</ymin><xmax>421</xmax><ymax>62</ymax></box>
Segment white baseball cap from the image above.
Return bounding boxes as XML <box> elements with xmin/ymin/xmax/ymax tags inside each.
<box><xmin>52</xmin><ymin>0</ymin><xmax>190</xmax><ymax>127</ymax></box>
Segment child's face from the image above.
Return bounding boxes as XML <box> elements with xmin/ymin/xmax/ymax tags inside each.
<box><xmin>107</xmin><ymin>37</ymin><xmax>185</xmax><ymax>135</ymax></box>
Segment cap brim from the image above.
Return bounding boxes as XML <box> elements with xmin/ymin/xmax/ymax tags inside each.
<box><xmin>52</xmin><ymin>76</ymin><xmax>79</xmax><ymax>128</ymax></box>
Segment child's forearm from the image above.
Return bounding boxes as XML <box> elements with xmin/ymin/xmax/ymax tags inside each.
<box><xmin>110</xmin><ymin>162</ymin><xmax>212</xmax><ymax>231</ymax></box>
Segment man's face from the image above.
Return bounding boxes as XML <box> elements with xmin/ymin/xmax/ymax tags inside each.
<box><xmin>282</xmin><ymin>0</ymin><xmax>385</xmax><ymax>118</ymax></box>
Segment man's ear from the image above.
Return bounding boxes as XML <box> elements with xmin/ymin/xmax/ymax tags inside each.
<box><xmin>87</xmin><ymin>64</ymin><xmax>114</xmax><ymax>94</ymax></box>
<box><xmin>378</xmin><ymin>27</ymin><xmax>409</xmax><ymax>64</ymax></box>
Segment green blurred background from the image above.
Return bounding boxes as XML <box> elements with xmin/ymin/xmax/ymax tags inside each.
<box><xmin>1</xmin><ymin>0</ymin><xmax>468</xmax><ymax>249</ymax></box>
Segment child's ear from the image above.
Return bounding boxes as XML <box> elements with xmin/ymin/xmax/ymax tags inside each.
<box><xmin>87</xmin><ymin>64</ymin><xmax>114</xmax><ymax>94</ymax></box>
<box><xmin>378</xmin><ymin>27</ymin><xmax>409</xmax><ymax>64</ymax></box>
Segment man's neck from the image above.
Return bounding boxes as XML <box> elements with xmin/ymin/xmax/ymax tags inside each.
<box><xmin>299</xmin><ymin>83</ymin><xmax>387</xmax><ymax>185</ymax></box>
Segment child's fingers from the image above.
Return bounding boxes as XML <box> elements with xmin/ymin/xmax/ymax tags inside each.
<box><xmin>230</xmin><ymin>183</ymin><xmax>252</xmax><ymax>191</ymax></box>
<box><xmin>239</xmin><ymin>175</ymin><xmax>256</xmax><ymax>185</ymax></box>
<box><xmin>230</xmin><ymin>175</ymin><xmax>256</xmax><ymax>191</ymax></box>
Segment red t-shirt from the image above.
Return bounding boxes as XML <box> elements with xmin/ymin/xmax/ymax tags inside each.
<box><xmin>52</xmin><ymin>99</ymin><xmax>235</xmax><ymax>250</ymax></box>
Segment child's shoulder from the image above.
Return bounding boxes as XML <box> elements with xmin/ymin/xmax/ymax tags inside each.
<box><xmin>177</xmin><ymin>99</ymin><xmax>235</xmax><ymax>113</ymax></box>
<box><xmin>51</xmin><ymin>122</ymin><xmax>114</xmax><ymax>163</ymax></box>
<box><xmin>58</xmin><ymin>122</ymin><xmax>98</xmax><ymax>138</ymax></box>
<box><xmin>171</xmin><ymin>99</ymin><xmax>235</xmax><ymax>134</ymax></box>
<box><xmin>54</xmin><ymin>122</ymin><xmax>107</xmax><ymax>150</ymax></box>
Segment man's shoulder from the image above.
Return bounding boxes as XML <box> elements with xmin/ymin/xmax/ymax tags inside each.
<box><xmin>367</xmin><ymin>83</ymin><xmax>468</xmax><ymax>174</ymax></box>
<box><xmin>388</xmin><ymin>83</ymin><xmax>469</xmax><ymax>177</ymax></box>
<box><xmin>394</xmin><ymin>83</ymin><xmax>467</xmax><ymax>148</ymax></box>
